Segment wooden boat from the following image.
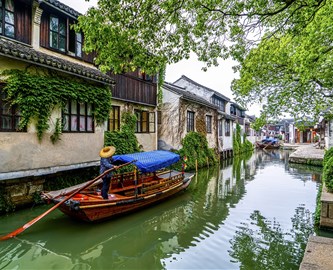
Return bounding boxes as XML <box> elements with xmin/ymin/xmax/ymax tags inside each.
<box><xmin>256</xmin><ymin>141</ymin><xmax>280</xmax><ymax>149</ymax></box>
<box><xmin>255</xmin><ymin>138</ymin><xmax>280</xmax><ymax>149</ymax></box>
<box><xmin>42</xmin><ymin>151</ymin><xmax>194</xmax><ymax>222</ymax></box>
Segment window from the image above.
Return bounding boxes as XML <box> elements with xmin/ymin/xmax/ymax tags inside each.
<box><xmin>62</xmin><ymin>100</ymin><xmax>94</xmax><ymax>132</ymax></box>
<box><xmin>187</xmin><ymin>111</ymin><xmax>195</xmax><ymax>132</ymax></box>
<box><xmin>0</xmin><ymin>0</ymin><xmax>15</xmax><ymax>38</ymax></box>
<box><xmin>108</xmin><ymin>106</ymin><xmax>120</xmax><ymax>131</ymax></box>
<box><xmin>206</xmin><ymin>115</ymin><xmax>212</xmax><ymax>133</ymax></box>
<box><xmin>230</xmin><ymin>105</ymin><xmax>235</xmax><ymax>115</ymax></box>
<box><xmin>75</xmin><ymin>33</ymin><xmax>82</xmax><ymax>57</ymax></box>
<box><xmin>0</xmin><ymin>88</ymin><xmax>24</xmax><ymax>132</ymax></box>
<box><xmin>218</xmin><ymin>119</ymin><xmax>223</xmax><ymax>136</ymax></box>
<box><xmin>149</xmin><ymin>112</ymin><xmax>155</xmax><ymax>133</ymax></box>
<box><xmin>135</xmin><ymin>110</ymin><xmax>150</xmax><ymax>133</ymax></box>
<box><xmin>49</xmin><ymin>15</ymin><xmax>66</xmax><ymax>52</ymax></box>
<box><xmin>225</xmin><ymin>120</ymin><xmax>230</xmax><ymax>136</ymax></box>
<box><xmin>212</xmin><ymin>97</ymin><xmax>225</xmax><ymax>112</ymax></box>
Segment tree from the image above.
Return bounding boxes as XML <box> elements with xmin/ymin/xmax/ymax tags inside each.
<box><xmin>77</xmin><ymin>0</ymin><xmax>330</xmax><ymax>119</ymax></box>
<box><xmin>77</xmin><ymin>0</ymin><xmax>327</xmax><ymax>72</ymax></box>
<box><xmin>232</xmin><ymin>1</ymin><xmax>333</xmax><ymax>120</ymax></box>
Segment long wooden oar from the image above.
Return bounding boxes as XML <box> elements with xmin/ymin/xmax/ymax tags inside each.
<box><xmin>0</xmin><ymin>160</ymin><xmax>135</xmax><ymax>241</ymax></box>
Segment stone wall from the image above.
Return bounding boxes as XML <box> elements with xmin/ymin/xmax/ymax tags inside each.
<box><xmin>320</xmin><ymin>185</ymin><xmax>333</xmax><ymax>229</ymax></box>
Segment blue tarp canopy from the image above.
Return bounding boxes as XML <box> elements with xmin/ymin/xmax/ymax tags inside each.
<box><xmin>262</xmin><ymin>137</ymin><xmax>278</xmax><ymax>144</ymax></box>
<box><xmin>112</xmin><ymin>150</ymin><xmax>180</xmax><ymax>173</ymax></box>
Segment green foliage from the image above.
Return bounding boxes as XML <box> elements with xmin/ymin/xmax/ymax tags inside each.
<box><xmin>314</xmin><ymin>183</ymin><xmax>322</xmax><ymax>226</ymax></box>
<box><xmin>157</xmin><ymin>64</ymin><xmax>166</xmax><ymax>107</ymax></box>
<box><xmin>176</xmin><ymin>131</ymin><xmax>217</xmax><ymax>171</ymax></box>
<box><xmin>104</xmin><ymin>112</ymin><xmax>140</xmax><ymax>155</ymax></box>
<box><xmin>50</xmin><ymin>118</ymin><xmax>62</xmax><ymax>144</ymax></box>
<box><xmin>322</xmin><ymin>157</ymin><xmax>333</xmax><ymax>192</ymax></box>
<box><xmin>232</xmin><ymin>1</ymin><xmax>333</xmax><ymax>121</ymax></box>
<box><xmin>2</xmin><ymin>69</ymin><xmax>112</xmax><ymax>142</ymax></box>
<box><xmin>233</xmin><ymin>123</ymin><xmax>254</xmax><ymax>156</ymax></box>
<box><xmin>77</xmin><ymin>0</ymin><xmax>326</xmax><ymax>77</ymax></box>
<box><xmin>251</xmin><ymin>115</ymin><xmax>266</xmax><ymax>132</ymax></box>
<box><xmin>323</xmin><ymin>147</ymin><xmax>333</xmax><ymax>166</ymax></box>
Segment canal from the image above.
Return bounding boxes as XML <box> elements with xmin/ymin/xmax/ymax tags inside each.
<box><xmin>0</xmin><ymin>150</ymin><xmax>326</xmax><ymax>269</ymax></box>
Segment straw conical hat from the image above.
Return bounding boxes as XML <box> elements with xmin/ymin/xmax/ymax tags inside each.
<box><xmin>99</xmin><ymin>146</ymin><xmax>116</xmax><ymax>158</ymax></box>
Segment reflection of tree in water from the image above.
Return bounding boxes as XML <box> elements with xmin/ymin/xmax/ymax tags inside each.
<box><xmin>229</xmin><ymin>207</ymin><xmax>314</xmax><ymax>270</ymax></box>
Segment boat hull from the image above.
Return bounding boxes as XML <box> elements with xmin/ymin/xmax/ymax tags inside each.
<box><xmin>54</xmin><ymin>173</ymin><xmax>193</xmax><ymax>222</ymax></box>
<box><xmin>256</xmin><ymin>142</ymin><xmax>280</xmax><ymax>149</ymax></box>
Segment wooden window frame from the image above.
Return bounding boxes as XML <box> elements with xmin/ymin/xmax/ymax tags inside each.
<box><xmin>187</xmin><ymin>111</ymin><xmax>195</xmax><ymax>132</ymax></box>
<box><xmin>108</xmin><ymin>106</ymin><xmax>120</xmax><ymax>131</ymax></box>
<box><xmin>225</xmin><ymin>120</ymin><xmax>230</xmax><ymax>137</ymax></box>
<box><xmin>0</xmin><ymin>0</ymin><xmax>15</xmax><ymax>38</ymax></box>
<box><xmin>0</xmin><ymin>86</ymin><xmax>25</xmax><ymax>132</ymax></box>
<box><xmin>206</xmin><ymin>115</ymin><xmax>212</xmax><ymax>133</ymax></box>
<box><xmin>135</xmin><ymin>109</ymin><xmax>150</xmax><ymax>133</ymax></box>
<box><xmin>218</xmin><ymin>119</ymin><xmax>223</xmax><ymax>137</ymax></box>
<box><xmin>149</xmin><ymin>111</ymin><xmax>155</xmax><ymax>133</ymax></box>
<box><xmin>62</xmin><ymin>100</ymin><xmax>94</xmax><ymax>133</ymax></box>
<box><xmin>49</xmin><ymin>15</ymin><xmax>66</xmax><ymax>52</ymax></box>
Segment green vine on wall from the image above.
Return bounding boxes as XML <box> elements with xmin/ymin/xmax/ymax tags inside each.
<box><xmin>2</xmin><ymin>69</ymin><xmax>112</xmax><ymax>142</ymax></box>
<box><xmin>157</xmin><ymin>64</ymin><xmax>166</xmax><ymax>108</ymax></box>
<box><xmin>175</xmin><ymin>131</ymin><xmax>217</xmax><ymax>171</ymax></box>
<box><xmin>104</xmin><ymin>112</ymin><xmax>140</xmax><ymax>155</ymax></box>
<box><xmin>233</xmin><ymin>123</ymin><xmax>254</xmax><ymax>155</ymax></box>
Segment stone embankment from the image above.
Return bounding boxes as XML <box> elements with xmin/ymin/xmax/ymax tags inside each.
<box><xmin>287</xmin><ymin>143</ymin><xmax>324</xmax><ymax>166</ymax></box>
<box><xmin>286</xmin><ymin>144</ymin><xmax>333</xmax><ymax>270</ymax></box>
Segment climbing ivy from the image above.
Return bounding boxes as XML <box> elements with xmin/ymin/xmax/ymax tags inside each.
<box><xmin>157</xmin><ymin>64</ymin><xmax>166</xmax><ymax>107</ymax></box>
<box><xmin>175</xmin><ymin>131</ymin><xmax>217</xmax><ymax>171</ymax></box>
<box><xmin>2</xmin><ymin>69</ymin><xmax>112</xmax><ymax>142</ymax></box>
<box><xmin>233</xmin><ymin>123</ymin><xmax>254</xmax><ymax>155</ymax></box>
<box><xmin>104</xmin><ymin>112</ymin><xmax>140</xmax><ymax>155</ymax></box>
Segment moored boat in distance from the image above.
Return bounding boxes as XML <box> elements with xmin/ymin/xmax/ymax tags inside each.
<box><xmin>42</xmin><ymin>151</ymin><xmax>194</xmax><ymax>222</ymax></box>
<box><xmin>255</xmin><ymin>137</ymin><xmax>281</xmax><ymax>149</ymax></box>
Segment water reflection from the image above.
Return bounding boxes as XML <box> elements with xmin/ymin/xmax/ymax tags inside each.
<box><xmin>229</xmin><ymin>207</ymin><xmax>313</xmax><ymax>270</ymax></box>
<box><xmin>0</xmin><ymin>150</ymin><xmax>323</xmax><ymax>270</ymax></box>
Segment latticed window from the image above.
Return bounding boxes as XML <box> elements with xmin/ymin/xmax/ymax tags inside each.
<box><xmin>49</xmin><ymin>15</ymin><xmax>66</xmax><ymax>52</ymax></box>
<box><xmin>0</xmin><ymin>87</ymin><xmax>24</xmax><ymax>132</ymax></box>
<box><xmin>187</xmin><ymin>111</ymin><xmax>195</xmax><ymax>132</ymax></box>
<box><xmin>135</xmin><ymin>110</ymin><xmax>147</xmax><ymax>133</ymax></box>
<box><xmin>0</xmin><ymin>0</ymin><xmax>15</xmax><ymax>38</ymax></box>
<box><xmin>149</xmin><ymin>111</ymin><xmax>155</xmax><ymax>133</ymax></box>
<box><xmin>218</xmin><ymin>119</ymin><xmax>223</xmax><ymax>136</ymax></box>
<box><xmin>75</xmin><ymin>32</ymin><xmax>82</xmax><ymax>57</ymax></box>
<box><xmin>108</xmin><ymin>106</ymin><xmax>120</xmax><ymax>131</ymax></box>
<box><xmin>206</xmin><ymin>115</ymin><xmax>212</xmax><ymax>133</ymax></box>
<box><xmin>225</xmin><ymin>120</ymin><xmax>230</xmax><ymax>136</ymax></box>
<box><xmin>62</xmin><ymin>100</ymin><xmax>94</xmax><ymax>132</ymax></box>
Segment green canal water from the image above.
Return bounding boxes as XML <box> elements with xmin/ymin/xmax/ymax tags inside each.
<box><xmin>0</xmin><ymin>150</ymin><xmax>327</xmax><ymax>269</ymax></box>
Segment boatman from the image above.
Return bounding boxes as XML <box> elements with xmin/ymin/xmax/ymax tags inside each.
<box><xmin>99</xmin><ymin>146</ymin><xmax>118</xmax><ymax>199</ymax></box>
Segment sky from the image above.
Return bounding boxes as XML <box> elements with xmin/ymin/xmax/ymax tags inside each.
<box><xmin>59</xmin><ymin>0</ymin><xmax>261</xmax><ymax>116</ymax></box>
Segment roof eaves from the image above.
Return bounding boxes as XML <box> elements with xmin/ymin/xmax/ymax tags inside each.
<box><xmin>175</xmin><ymin>75</ymin><xmax>230</xmax><ymax>101</ymax></box>
<box><xmin>0</xmin><ymin>37</ymin><xmax>115</xmax><ymax>85</ymax></box>
<box><xmin>40</xmin><ymin>0</ymin><xmax>81</xmax><ymax>19</ymax></box>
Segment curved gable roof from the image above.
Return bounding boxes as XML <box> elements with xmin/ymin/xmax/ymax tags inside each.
<box><xmin>174</xmin><ymin>75</ymin><xmax>230</xmax><ymax>102</ymax></box>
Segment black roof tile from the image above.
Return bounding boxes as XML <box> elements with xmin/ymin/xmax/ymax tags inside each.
<box><xmin>0</xmin><ymin>37</ymin><xmax>115</xmax><ymax>85</ymax></box>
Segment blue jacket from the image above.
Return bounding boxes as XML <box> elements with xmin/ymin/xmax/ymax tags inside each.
<box><xmin>100</xmin><ymin>157</ymin><xmax>115</xmax><ymax>178</ymax></box>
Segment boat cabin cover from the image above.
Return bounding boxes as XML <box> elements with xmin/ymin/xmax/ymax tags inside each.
<box><xmin>112</xmin><ymin>150</ymin><xmax>180</xmax><ymax>173</ymax></box>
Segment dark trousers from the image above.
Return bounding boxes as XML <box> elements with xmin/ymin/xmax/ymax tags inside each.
<box><xmin>101</xmin><ymin>176</ymin><xmax>111</xmax><ymax>199</ymax></box>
